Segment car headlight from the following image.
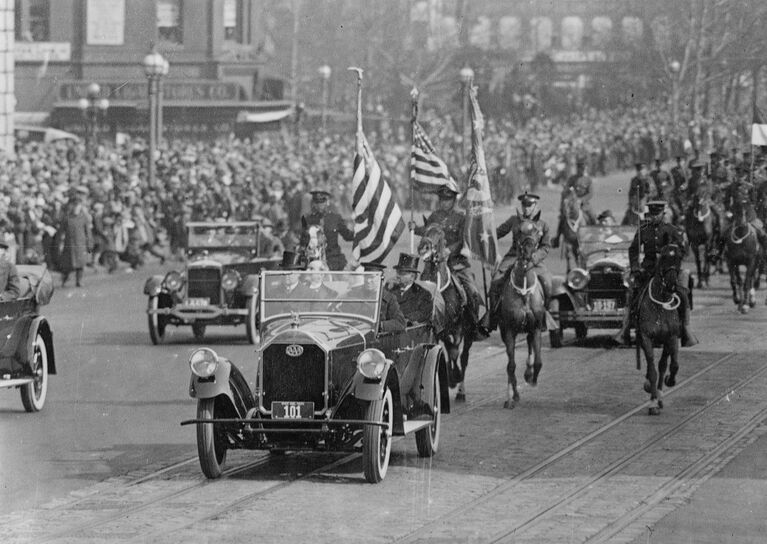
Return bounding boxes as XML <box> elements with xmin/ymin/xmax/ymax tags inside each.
<box><xmin>222</xmin><ymin>269</ymin><xmax>241</xmax><ymax>291</ymax></box>
<box><xmin>164</xmin><ymin>271</ymin><xmax>183</xmax><ymax>292</ymax></box>
<box><xmin>357</xmin><ymin>349</ymin><xmax>387</xmax><ymax>380</ymax></box>
<box><xmin>189</xmin><ymin>348</ymin><xmax>219</xmax><ymax>378</ymax></box>
<box><xmin>566</xmin><ymin>268</ymin><xmax>590</xmax><ymax>290</ymax></box>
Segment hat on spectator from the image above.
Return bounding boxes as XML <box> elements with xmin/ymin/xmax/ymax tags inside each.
<box><xmin>575</xmin><ymin>155</ymin><xmax>586</xmax><ymax>166</ymax></box>
<box><xmin>646</xmin><ymin>200</ymin><xmax>667</xmax><ymax>215</ymax></box>
<box><xmin>280</xmin><ymin>250</ymin><xmax>305</xmax><ymax>270</ymax></box>
<box><xmin>393</xmin><ymin>253</ymin><xmax>420</xmax><ymax>274</ymax></box>
<box><xmin>518</xmin><ymin>191</ymin><xmax>540</xmax><ymax>205</ymax></box>
<box><xmin>709</xmin><ymin>151</ymin><xmax>720</xmax><ymax>159</ymax></box>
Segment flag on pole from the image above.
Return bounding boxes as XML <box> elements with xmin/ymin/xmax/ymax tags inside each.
<box><xmin>463</xmin><ymin>85</ymin><xmax>499</xmax><ymax>268</ymax></box>
<box><xmin>752</xmin><ymin>105</ymin><xmax>767</xmax><ymax>146</ymax></box>
<box><xmin>410</xmin><ymin>121</ymin><xmax>459</xmax><ymax>194</ymax></box>
<box><xmin>352</xmin><ymin>130</ymin><xmax>406</xmax><ymax>263</ymax></box>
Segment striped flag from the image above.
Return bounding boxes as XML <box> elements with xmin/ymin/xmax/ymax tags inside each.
<box><xmin>352</xmin><ymin>130</ymin><xmax>406</xmax><ymax>264</ymax></box>
<box><xmin>410</xmin><ymin>121</ymin><xmax>459</xmax><ymax>194</ymax></box>
<box><xmin>752</xmin><ymin>104</ymin><xmax>767</xmax><ymax>146</ymax></box>
<box><xmin>463</xmin><ymin>85</ymin><xmax>499</xmax><ymax>268</ymax></box>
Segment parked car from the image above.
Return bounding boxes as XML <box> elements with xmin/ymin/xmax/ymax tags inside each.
<box><xmin>0</xmin><ymin>264</ymin><xmax>56</xmax><ymax>412</ymax></box>
<box><xmin>548</xmin><ymin>225</ymin><xmax>636</xmax><ymax>347</ymax></box>
<box><xmin>143</xmin><ymin>221</ymin><xmax>281</xmax><ymax>344</ymax></box>
<box><xmin>181</xmin><ymin>270</ymin><xmax>450</xmax><ymax>483</ymax></box>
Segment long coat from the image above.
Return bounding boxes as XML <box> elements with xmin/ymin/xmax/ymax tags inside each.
<box><xmin>56</xmin><ymin>205</ymin><xmax>93</xmax><ymax>271</ymax></box>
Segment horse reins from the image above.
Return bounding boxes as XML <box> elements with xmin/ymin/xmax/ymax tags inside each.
<box><xmin>647</xmin><ymin>277</ymin><xmax>680</xmax><ymax>311</ymax></box>
<box><xmin>510</xmin><ymin>267</ymin><xmax>538</xmax><ymax>297</ymax></box>
<box><xmin>730</xmin><ymin>224</ymin><xmax>753</xmax><ymax>244</ymax></box>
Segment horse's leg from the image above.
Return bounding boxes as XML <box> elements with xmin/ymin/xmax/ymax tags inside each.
<box><xmin>665</xmin><ymin>337</ymin><xmax>680</xmax><ymax>389</ymax></box>
<box><xmin>694</xmin><ymin>244</ymin><xmax>704</xmax><ymax>288</ymax></box>
<box><xmin>657</xmin><ymin>344</ymin><xmax>670</xmax><ymax>410</ymax></box>
<box><xmin>640</xmin><ymin>332</ymin><xmax>660</xmax><ymax>415</ymax></box>
<box><xmin>730</xmin><ymin>264</ymin><xmax>741</xmax><ymax>306</ymax></box>
<box><xmin>531</xmin><ymin>330</ymin><xmax>543</xmax><ymax>386</ymax></box>
<box><xmin>523</xmin><ymin>331</ymin><xmax>534</xmax><ymax>385</ymax></box>
<box><xmin>503</xmin><ymin>330</ymin><xmax>519</xmax><ymax>409</ymax></box>
<box><xmin>747</xmin><ymin>258</ymin><xmax>758</xmax><ymax>309</ymax></box>
<box><xmin>459</xmin><ymin>333</ymin><xmax>473</xmax><ymax>398</ymax></box>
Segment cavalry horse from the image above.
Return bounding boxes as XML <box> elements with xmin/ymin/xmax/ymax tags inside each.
<box><xmin>298</xmin><ymin>217</ymin><xmax>328</xmax><ymax>267</ymax></box>
<box><xmin>418</xmin><ymin>224</ymin><xmax>475</xmax><ymax>402</ymax></box>
<box><xmin>499</xmin><ymin>232</ymin><xmax>545</xmax><ymax>409</ymax></box>
<box><xmin>560</xmin><ymin>188</ymin><xmax>593</xmax><ymax>272</ymax></box>
<box><xmin>621</xmin><ymin>193</ymin><xmax>644</xmax><ymax>226</ymax></box>
<box><xmin>723</xmin><ymin>202</ymin><xmax>761</xmax><ymax>313</ymax></box>
<box><xmin>684</xmin><ymin>192</ymin><xmax>716</xmax><ymax>288</ymax></box>
<box><xmin>636</xmin><ymin>244</ymin><xmax>683</xmax><ymax>416</ymax></box>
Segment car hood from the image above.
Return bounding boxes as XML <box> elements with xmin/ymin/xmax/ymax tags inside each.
<box><xmin>263</xmin><ymin>317</ymin><xmax>374</xmax><ymax>351</ymax></box>
<box><xmin>586</xmin><ymin>252</ymin><xmax>629</xmax><ymax>270</ymax></box>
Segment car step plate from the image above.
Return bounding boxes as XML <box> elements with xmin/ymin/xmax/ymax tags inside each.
<box><xmin>272</xmin><ymin>401</ymin><xmax>314</xmax><ymax>419</ymax></box>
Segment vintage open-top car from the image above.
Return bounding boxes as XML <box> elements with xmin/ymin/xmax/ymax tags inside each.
<box><xmin>144</xmin><ymin>221</ymin><xmax>281</xmax><ymax>344</ymax></box>
<box><xmin>181</xmin><ymin>269</ymin><xmax>450</xmax><ymax>483</ymax></box>
<box><xmin>0</xmin><ymin>264</ymin><xmax>56</xmax><ymax>412</ymax></box>
<box><xmin>548</xmin><ymin>225</ymin><xmax>636</xmax><ymax>347</ymax></box>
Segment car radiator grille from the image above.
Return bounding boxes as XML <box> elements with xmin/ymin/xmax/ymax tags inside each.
<box><xmin>262</xmin><ymin>344</ymin><xmax>326</xmax><ymax>408</ymax></box>
<box><xmin>187</xmin><ymin>268</ymin><xmax>221</xmax><ymax>304</ymax></box>
<box><xmin>587</xmin><ymin>269</ymin><xmax>627</xmax><ymax>305</ymax></box>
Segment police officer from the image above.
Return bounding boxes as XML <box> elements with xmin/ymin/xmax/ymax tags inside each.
<box><xmin>553</xmin><ymin>157</ymin><xmax>595</xmax><ymax>248</ymax></box>
<box><xmin>409</xmin><ymin>185</ymin><xmax>484</xmax><ymax>332</ymax></box>
<box><xmin>301</xmin><ymin>188</ymin><xmax>354</xmax><ymax>271</ymax></box>
<box><xmin>615</xmin><ymin>201</ymin><xmax>698</xmax><ymax>347</ymax></box>
<box><xmin>486</xmin><ymin>192</ymin><xmax>552</xmax><ymax>331</ymax></box>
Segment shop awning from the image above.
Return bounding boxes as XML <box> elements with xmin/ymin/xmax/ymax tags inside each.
<box><xmin>236</xmin><ymin>107</ymin><xmax>294</xmax><ymax>124</ymax></box>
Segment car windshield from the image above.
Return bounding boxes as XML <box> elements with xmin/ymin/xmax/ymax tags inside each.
<box><xmin>187</xmin><ymin>222</ymin><xmax>260</xmax><ymax>249</ymax></box>
<box><xmin>260</xmin><ymin>270</ymin><xmax>381</xmax><ymax>323</ymax></box>
<box><xmin>579</xmin><ymin>226</ymin><xmax>635</xmax><ymax>268</ymax></box>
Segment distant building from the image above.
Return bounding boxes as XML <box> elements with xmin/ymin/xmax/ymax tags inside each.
<box><xmin>0</xmin><ymin>0</ymin><xmax>13</xmax><ymax>154</ymax></box>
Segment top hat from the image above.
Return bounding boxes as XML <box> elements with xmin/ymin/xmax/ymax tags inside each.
<box><xmin>280</xmin><ymin>250</ymin><xmax>305</xmax><ymax>270</ymax></box>
<box><xmin>646</xmin><ymin>200</ymin><xmax>667</xmax><ymax>215</ymax></box>
<box><xmin>360</xmin><ymin>262</ymin><xmax>386</xmax><ymax>272</ymax></box>
<box><xmin>393</xmin><ymin>253</ymin><xmax>420</xmax><ymax>274</ymax></box>
<box><xmin>437</xmin><ymin>185</ymin><xmax>459</xmax><ymax>200</ymax></box>
<box><xmin>518</xmin><ymin>191</ymin><xmax>540</xmax><ymax>205</ymax></box>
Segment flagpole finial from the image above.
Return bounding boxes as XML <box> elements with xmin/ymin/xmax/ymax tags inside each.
<box><xmin>410</xmin><ymin>86</ymin><xmax>419</xmax><ymax>101</ymax></box>
<box><xmin>347</xmin><ymin>66</ymin><xmax>364</xmax><ymax>80</ymax></box>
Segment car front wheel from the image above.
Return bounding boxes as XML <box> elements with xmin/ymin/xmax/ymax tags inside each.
<box><xmin>363</xmin><ymin>387</ymin><xmax>393</xmax><ymax>483</ymax></box>
<box><xmin>245</xmin><ymin>295</ymin><xmax>258</xmax><ymax>344</ymax></box>
<box><xmin>148</xmin><ymin>296</ymin><xmax>166</xmax><ymax>345</ymax></box>
<box><xmin>20</xmin><ymin>333</ymin><xmax>48</xmax><ymax>412</ymax></box>
<box><xmin>196</xmin><ymin>398</ymin><xmax>227</xmax><ymax>479</ymax></box>
<box><xmin>415</xmin><ymin>371</ymin><xmax>441</xmax><ymax>457</ymax></box>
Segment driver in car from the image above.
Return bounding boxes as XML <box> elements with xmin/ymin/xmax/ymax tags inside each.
<box><xmin>0</xmin><ymin>240</ymin><xmax>21</xmax><ymax>302</ymax></box>
<box><xmin>347</xmin><ymin>262</ymin><xmax>406</xmax><ymax>332</ymax></box>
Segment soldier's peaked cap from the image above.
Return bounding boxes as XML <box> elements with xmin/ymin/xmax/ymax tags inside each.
<box><xmin>646</xmin><ymin>200</ymin><xmax>667</xmax><ymax>214</ymax></box>
<box><xmin>437</xmin><ymin>185</ymin><xmax>459</xmax><ymax>199</ymax></box>
<box><xmin>310</xmin><ymin>188</ymin><xmax>331</xmax><ymax>202</ymax></box>
<box><xmin>518</xmin><ymin>192</ymin><xmax>540</xmax><ymax>204</ymax></box>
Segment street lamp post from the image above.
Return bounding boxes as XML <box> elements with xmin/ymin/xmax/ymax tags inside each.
<box><xmin>143</xmin><ymin>50</ymin><xmax>168</xmax><ymax>189</ymax></box>
<box><xmin>460</xmin><ymin>66</ymin><xmax>474</xmax><ymax>161</ymax></box>
<box><xmin>77</xmin><ymin>82</ymin><xmax>109</xmax><ymax>160</ymax></box>
<box><xmin>318</xmin><ymin>64</ymin><xmax>331</xmax><ymax>133</ymax></box>
<box><xmin>669</xmin><ymin>60</ymin><xmax>681</xmax><ymax>126</ymax></box>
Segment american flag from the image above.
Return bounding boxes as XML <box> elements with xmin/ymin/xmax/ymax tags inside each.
<box><xmin>410</xmin><ymin>121</ymin><xmax>459</xmax><ymax>194</ymax></box>
<box><xmin>463</xmin><ymin>85</ymin><xmax>499</xmax><ymax>268</ymax></box>
<box><xmin>352</xmin><ymin>130</ymin><xmax>406</xmax><ymax>264</ymax></box>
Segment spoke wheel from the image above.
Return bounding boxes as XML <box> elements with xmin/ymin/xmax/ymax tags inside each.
<box><xmin>245</xmin><ymin>295</ymin><xmax>258</xmax><ymax>344</ymax></box>
<box><xmin>415</xmin><ymin>371</ymin><xmax>441</xmax><ymax>457</ymax></box>
<box><xmin>196</xmin><ymin>398</ymin><xmax>227</xmax><ymax>479</ymax></box>
<box><xmin>148</xmin><ymin>296</ymin><xmax>166</xmax><ymax>345</ymax></box>
<box><xmin>192</xmin><ymin>323</ymin><xmax>206</xmax><ymax>341</ymax></box>
<box><xmin>20</xmin><ymin>333</ymin><xmax>48</xmax><ymax>412</ymax></box>
<box><xmin>363</xmin><ymin>388</ymin><xmax>393</xmax><ymax>483</ymax></box>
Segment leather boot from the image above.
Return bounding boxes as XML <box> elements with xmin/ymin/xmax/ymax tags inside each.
<box><xmin>614</xmin><ymin>288</ymin><xmax>633</xmax><ymax>345</ymax></box>
<box><xmin>487</xmin><ymin>280</ymin><xmax>502</xmax><ymax>332</ymax></box>
<box><xmin>678</xmin><ymin>289</ymin><xmax>698</xmax><ymax>347</ymax></box>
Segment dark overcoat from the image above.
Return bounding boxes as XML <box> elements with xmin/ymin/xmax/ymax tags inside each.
<box><xmin>57</xmin><ymin>206</ymin><xmax>93</xmax><ymax>271</ymax></box>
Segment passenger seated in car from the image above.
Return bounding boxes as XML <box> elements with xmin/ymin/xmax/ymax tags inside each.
<box><xmin>0</xmin><ymin>241</ymin><xmax>21</xmax><ymax>302</ymax></box>
<box><xmin>305</xmin><ymin>260</ymin><xmax>337</xmax><ymax>299</ymax></box>
<box><xmin>348</xmin><ymin>262</ymin><xmax>406</xmax><ymax>332</ymax></box>
<box><xmin>388</xmin><ymin>253</ymin><xmax>432</xmax><ymax>325</ymax></box>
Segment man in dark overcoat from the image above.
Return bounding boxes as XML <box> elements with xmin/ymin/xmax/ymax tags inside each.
<box><xmin>349</xmin><ymin>262</ymin><xmax>406</xmax><ymax>332</ymax></box>
<box><xmin>389</xmin><ymin>253</ymin><xmax>432</xmax><ymax>325</ymax></box>
<box><xmin>56</xmin><ymin>188</ymin><xmax>93</xmax><ymax>287</ymax></box>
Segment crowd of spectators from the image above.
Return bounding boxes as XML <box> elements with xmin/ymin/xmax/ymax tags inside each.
<box><xmin>0</xmin><ymin>100</ymin><xmax>754</xmax><ymax>279</ymax></box>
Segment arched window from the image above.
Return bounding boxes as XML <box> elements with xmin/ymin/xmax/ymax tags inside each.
<box><xmin>530</xmin><ymin>16</ymin><xmax>552</xmax><ymax>52</ymax></box>
<box><xmin>561</xmin><ymin>16</ymin><xmax>583</xmax><ymax>50</ymax></box>
<box><xmin>469</xmin><ymin>15</ymin><xmax>492</xmax><ymax>50</ymax></box>
<box><xmin>622</xmin><ymin>16</ymin><xmax>643</xmax><ymax>44</ymax></box>
<box><xmin>498</xmin><ymin>16</ymin><xmax>521</xmax><ymax>50</ymax></box>
<box><xmin>591</xmin><ymin>16</ymin><xmax>612</xmax><ymax>47</ymax></box>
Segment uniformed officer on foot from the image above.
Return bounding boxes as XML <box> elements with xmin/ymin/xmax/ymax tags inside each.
<box><xmin>301</xmin><ymin>188</ymin><xmax>354</xmax><ymax>271</ymax></box>
<box><xmin>615</xmin><ymin>200</ymin><xmax>698</xmax><ymax>347</ymax></box>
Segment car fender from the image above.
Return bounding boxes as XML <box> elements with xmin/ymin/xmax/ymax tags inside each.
<box><xmin>189</xmin><ymin>358</ymin><xmax>255</xmax><ymax>418</ymax></box>
<box><xmin>143</xmin><ymin>275</ymin><xmax>165</xmax><ymax>297</ymax></box>
<box><xmin>238</xmin><ymin>274</ymin><xmax>259</xmax><ymax>297</ymax></box>
<box><xmin>27</xmin><ymin>316</ymin><xmax>56</xmax><ymax>375</ymax></box>
<box><xmin>351</xmin><ymin>364</ymin><xmax>405</xmax><ymax>434</ymax></box>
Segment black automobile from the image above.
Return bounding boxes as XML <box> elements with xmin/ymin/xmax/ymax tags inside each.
<box><xmin>182</xmin><ymin>270</ymin><xmax>449</xmax><ymax>483</ymax></box>
<box><xmin>0</xmin><ymin>265</ymin><xmax>56</xmax><ymax>412</ymax></box>
<box><xmin>143</xmin><ymin>221</ymin><xmax>281</xmax><ymax>344</ymax></box>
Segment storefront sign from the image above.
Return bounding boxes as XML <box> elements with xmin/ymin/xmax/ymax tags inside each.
<box><xmin>14</xmin><ymin>42</ymin><xmax>71</xmax><ymax>62</ymax></box>
<box><xmin>58</xmin><ymin>81</ymin><xmax>242</xmax><ymax>102</ymax></box>
<box><xmin>86</xmin><ymin>0</ymin><xmax>125</xmax><ymax>45</ymax></box>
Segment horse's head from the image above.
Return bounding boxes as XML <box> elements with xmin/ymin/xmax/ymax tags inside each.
<box><xmin>418</xmin><ymin>224</ymin><xmax>447</xmax><ymax>262</ymax></box>
<box><xmin>299</xmin><ymin>217</ymin><xmax>327</xmax><ymax>264</ymax></box>
<box><xmin>656</xmin><ymin>243</ymin><xmax>681</xmax><ymax>289</ymax></box>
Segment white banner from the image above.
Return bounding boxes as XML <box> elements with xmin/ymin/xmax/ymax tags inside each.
<box><xmin>752</xmin><ymin>124</ymin><xmax>767</xmax><ymax>146</ymax></box>
<box><xmin>86</xmin><ymin>0</ymin><xmax>125</xmax><ymax>45</ymax></box>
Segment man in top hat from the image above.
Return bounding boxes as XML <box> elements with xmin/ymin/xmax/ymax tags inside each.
<box><xmin>615</xmin><ymin>200</ymin><xmax>698</xmax><ymax>347</ymax></box>
<box><xmin>347</xmin><ymin>262</ymin><xmax>406</xmax><ymax>332</ymax></box>
<box><xmin>390</xmin><ymin>253</ymin><xmax>432</xmax><ymax>325</ymax></box>
<box><xmin>553</xmin><ymin>156</ymin><xmax>595</xmax><ymax>248</ymax></box>
<box><xmin>0</xmin><ymin>240</ymin><xmax>21</xmax><ymax>302</ymax></box>
<box><xmin>300</xmin><ymin>189</ymin><xmax>354</xmax><ymax>271</ymax></box>
<box><xmin>486</xmin><ymin>191</ymin><xmax>552</xmax><ymax>331</ymax></box>
<box><xmin>409</xmin><ymin>185</ymin><xmax>483</xmax><ymax>332</ymax></box>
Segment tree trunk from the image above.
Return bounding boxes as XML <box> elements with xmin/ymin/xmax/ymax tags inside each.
<box><xmin>752</xmin><ymin>65</ymin><xmax>761</xmax><ymax>110</ymax></box>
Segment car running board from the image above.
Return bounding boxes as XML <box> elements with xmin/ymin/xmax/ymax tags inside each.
<box><xmin>0</xmin><ymin>378</ymin><xmax>35</xmax><ymax>388</ymax></box>
<box><xmin>402</xmin><ymin>420</ymin><xmax>432</xmax><ymax>435</ymax></box>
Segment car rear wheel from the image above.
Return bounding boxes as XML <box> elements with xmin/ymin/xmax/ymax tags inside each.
<box><xmin>192</xmin><ymin>323</ymin><xmax>206</xmax><ymax>341</ymax></box>
<box><xmin>548</xmin><ymin>298</ymin><xmax>563</xmax><ymax>348</ymax></box>
<box><xmin>148</xmin><ymin>296</ymin><xmax>166</xmax><ymax>345</ymax></box>
<box><xmin>415</xmin><ymin>371</ymin><xmax>441</xmax><ymax>457</ymax></box>
<box><xmin>245</xmin><ymin>295</ymin><xmax>258</xmax><ymax>344</ymax></box>
<box><xmin>20</xmin><ymin>333</ymin><xmax>48</xmax><ymax>412</ymax></box>
<box><xmin>363</xmin><ymin>388</ymin><xmax>393</xmax><ymax>483</ymax></box>
<box><xmin>196</xmin><ymin>398</ymin><xmax>227</xmax><ymax>479</ymax></box>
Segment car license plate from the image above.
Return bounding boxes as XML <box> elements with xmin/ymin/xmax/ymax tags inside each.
<box><xmin>186</xmin><ymin>297</ymin><xmax>210</xmax><ymax>306</ymax></box>
<box><xmin>272</xmin><ymin>401</ymin><xmax>314</xmax><ymax>419</ymax></box>
<box><xmin>592</xmin><ymin>298</ymin><xmax>616</xmax><ymax>311</ymax></box>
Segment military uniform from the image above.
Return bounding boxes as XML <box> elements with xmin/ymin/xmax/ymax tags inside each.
<box><xmin>301</xmin><ymin>210</ymin><xmax>354</xmax><ymax>271</ymax></box>
<box><xmin>554</xmin><ymin>163</ymin><xmax>595</xmax><ymax>246</ymax></box>
<box><xmin>651</xmin><ymin>163</ymin><xmax>679</xmax><ymax>223</ymax></box>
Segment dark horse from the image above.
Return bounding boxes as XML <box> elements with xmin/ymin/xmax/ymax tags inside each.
<box><xmin>418</xmin><ymin>224</ymin><xmax>475</xmax><ymax>401</ymax></box>
<box><xmin>724</xmin><ymin>203</ymin><xmax>762</xmax><ymax>313</ymax></box>
<box><xmin>560</xmin><ymin>188</ymin><xmax>593</xmax><ymax>272</ymax></box>
<box><xmin>636</xmin><ymin>244</ymin><xmax>683</xmax><ymax>416</ymax></box>
<box><xmin>684</xmin><ymin>192</ymin><xmax>716</xmax><ymax>288</ymax></box>
<box><xmin>499</xmin><ymin>233</ymin><xmax>545</xmax><ymax>409</ymax></box>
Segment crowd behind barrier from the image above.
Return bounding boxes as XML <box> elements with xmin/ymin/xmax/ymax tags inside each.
<box><xmin>0</xmin><ymin>101</ymin><xmax>753</xmax><ymax>275</ymax></box>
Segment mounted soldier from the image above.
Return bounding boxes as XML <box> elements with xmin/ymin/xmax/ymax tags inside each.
<box><xmin>552</xmin><ymin>156</ymin><xmax>595</xmax><ymax>248</ymax></box>
<box><xmin>615</xmin><ymin>200</ymin><xmax>698</xmax><ymax>348</ymax></box>
<box><xmin>410</xmin><ymin>185</ymin><xmax>484</xmax><ymax>334</ymax></box>
<box><xmin>718</xmin><ymin>163</ymin><xmax>767</xmax><ymax>253</ymax></box>
<box><xmin>651</xmin><ymin>159</ymin><xmax>680</xmax><ymax>224</ymax></box>
<box><xmin>300</xmin><ymin>188</ymin><xmax>354</xmax><ymax>271</ymax></box>
<box><xmin>486</xmin><ymin>192</ymin><xmax>552</xmax><ymax>332</ymax></box>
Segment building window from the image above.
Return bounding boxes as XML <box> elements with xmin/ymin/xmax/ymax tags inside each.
<box><xmin>15</xmin><ymin>0</ymin><xmax>50</xmax><ymax>42</ymax></box>
<box><xmin>498</xmin><ymin>16</ymin><xmax>521</xmax><ymax>50</ymax></box>
<box><xmin>157</xmin><ymin>0</ymin><xmax>183</xmax><ymax>44</ymax></box>
<box><xmin>469</xmin><ymin>16</ymin><xmax>492</xmax><ymax>50</ymax></box>
<box><xmin>224</xmin><ymin>0</ymin><xmax>244</xmax><ymax>43</ymax></box>
<box><xmin>530</xmin><ymin>17</ymin><xmax>552</xmax><ymax>52</ymax></box>
<box><xmin>591</xmin><ymin>16</ymin><xmax>613</xmax><ymax>48</ymax></box>
<box><xmin>622</xmin><ymin>16</ymin><xmax>643</xmax><ymax>44</ymax></box>
<box><xmin>561</xmin><ymin>16</ymin><xmax>583</xmax><ymax>50</ymax></box>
